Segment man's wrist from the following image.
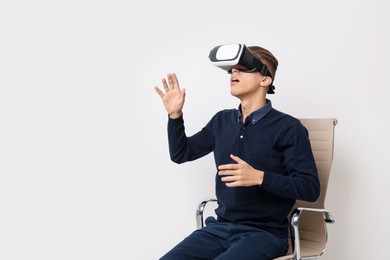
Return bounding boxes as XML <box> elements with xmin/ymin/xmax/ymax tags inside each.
<box><xmin>169</xmin><ymin>111</ymin><xmax>183</xmax><ymax>119</ymax></box>
<box><xmin>257</xmin><ymin>170</ymin><xmax>264</xmax><ymax>185</ymax></box>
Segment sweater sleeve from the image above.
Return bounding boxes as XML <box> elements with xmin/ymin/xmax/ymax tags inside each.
<box><xmin>261</xmin><ymin>120</ymin><xmax>320</xmax><ymax>202</ymax></box>
<box><xmin>167</xmin><ymin>115</ymin><xmax>214</xmax><ymax>164</ymax></box>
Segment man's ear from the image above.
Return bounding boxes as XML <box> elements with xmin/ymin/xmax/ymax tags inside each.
<box><xmin>259</xmin><ymin>76</ymin><xmax>272</xmax><ymax>87</ymax></box>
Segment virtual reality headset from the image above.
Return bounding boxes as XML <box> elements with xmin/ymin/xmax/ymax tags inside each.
<box><xmin>209</xmin><ymin>43</ymin><xmax>275</xmax><ymax>94</ymax></box>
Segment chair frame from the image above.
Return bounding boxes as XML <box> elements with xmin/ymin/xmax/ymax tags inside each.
<box><xmin>196</xmin><ymin>118</ymin><xmax>337</xmax><ymax>260</ymax></box>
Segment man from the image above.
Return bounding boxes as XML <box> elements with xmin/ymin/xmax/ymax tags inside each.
<box><xmin>154</xmin><ymin>44</ymin><xmax>320</xmax><ymax>259</ymax></box>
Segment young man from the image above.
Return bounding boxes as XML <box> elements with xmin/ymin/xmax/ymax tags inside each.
<box><xmin>154</xmin><ymin>44</ymin><xmax>320</xmax><ymax>260</ymax></box>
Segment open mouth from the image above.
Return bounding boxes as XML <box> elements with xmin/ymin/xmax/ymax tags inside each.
<box><xmin>231</xmin><ymin>77</ymin><xmax>240</xmax><ymax>84</ymax></box>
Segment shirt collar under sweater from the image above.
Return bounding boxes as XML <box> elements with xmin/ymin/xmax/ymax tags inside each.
<box><xmin>237</xmin><ymin>99</ymin><xmax>273</xmax><ymax>125</ymax></box>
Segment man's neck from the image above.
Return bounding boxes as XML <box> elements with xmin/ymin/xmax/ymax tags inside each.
<box><xmin>240</xmin><ymin>98</ymin><xmax>267</xmax><ymax>123</ymax></box>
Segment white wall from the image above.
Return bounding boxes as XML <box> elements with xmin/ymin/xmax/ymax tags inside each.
<box><xmin>1</xmin><ymin>0</ymin><xmax>389</xmax><ymax>259</ymax></box>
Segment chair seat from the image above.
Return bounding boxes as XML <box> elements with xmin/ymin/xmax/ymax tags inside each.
<box><xmin>273</xmin><ymin>239</ymin><xmax>325</xmax><ymax>259</ymax></box>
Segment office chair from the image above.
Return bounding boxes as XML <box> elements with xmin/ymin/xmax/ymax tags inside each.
<box><xmin>196</xmin><ymin>118</ymin><xmax>337</xmax><ymax>260</ymax></box>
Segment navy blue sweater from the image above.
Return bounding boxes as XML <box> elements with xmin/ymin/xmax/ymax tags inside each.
<box><xmin>167</xmin><ymin>101</ymin><xmax>320</xmax><ymax>238</ymax></box>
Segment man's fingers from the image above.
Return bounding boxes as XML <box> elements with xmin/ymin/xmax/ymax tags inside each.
<box><xmin>221</xmin><ymin>176</ymin><xmax>236</xmax><ymax>182</ymax></box>
<box><xmin>218</xmin><ymin>163</ymin><xmax>239</xmax><ymax>171</ymax></box>
<box><xmin>171</xmin><ymin>73</ymin><xmax>181</xmax><ymax>90</ymax></box>
<box><xmin>162</xmin><ymin>78</ymin><xmax>169</xmax><ymax>92</ymax></box>
<box><xmin>161</xmin><ymin>73</ymin><xmax>181</xmax><ymax>92</ymax></box>
<box><xmin>167</xmin><ymin>73</ymin><xmax>175</xmax><ymax>89</ymax></box>
<box><xmin>218</xmin><ymin>170</ymin><xmax>234</xmax><ymax>176</ymax></box>
<box><xmin>154</xmin><ymin>86</ymin><xmax>164</xmax><ymax>98</ymax></box>
<box><xmin>225</xmin><ymin>181</ymin><xmax>240</xmax><ymax>188</ymax></box>
<box><xmin>220</xmin><ymin>176</ymin><xmax>242</xmax><ymax>188</ymax></box>
<box><xmin>218</xmin><ymin>167</ymin><xmax>242</xmax><ymax>177</ymax></box>
<box><xmin>230</xmin><ymin>154</ymin><xmax>246</xmax><ymax>164</ymax></box>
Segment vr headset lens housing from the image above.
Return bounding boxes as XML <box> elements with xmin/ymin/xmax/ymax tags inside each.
<box><xmin>209</xmin><ymin>44</ymin><xmax>270</xmax><ymax>76</ymax></box>
<box><xmin>209</xmin><ymin>43</ymin><xmax>275</xmax><ymax>94</ymax></box>
<box><xmin>213</xmin><ymin>44</ymin><xmax>243</xmax><ymax>66</ymax></box>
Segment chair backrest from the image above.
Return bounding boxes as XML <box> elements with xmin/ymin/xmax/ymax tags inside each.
<box><xmin>297</xmin><ymin>118</ymin><xmax>337</xmax><ymax>210</ymax></box>
<box><xmin>280</xmin><ymin>118</ymin><xmax>337</xmax><ymax>259</ymax></box>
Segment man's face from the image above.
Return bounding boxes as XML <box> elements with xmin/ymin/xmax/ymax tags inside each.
<box><xmin>229</xmin><ymin>67</ymin><xmax>264</xmax><ymax>98</ymax></box>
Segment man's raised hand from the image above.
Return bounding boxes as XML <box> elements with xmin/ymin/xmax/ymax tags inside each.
<box><xmin>154</xmin><ymin>73</ymin><xmax>186</xmax><ymax>119</ymax></box>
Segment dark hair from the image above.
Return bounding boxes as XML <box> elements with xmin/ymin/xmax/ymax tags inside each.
<box><xmin>248</xmin><ymin>46</ymin><xmax>278</xmax><ymax>82</ymax></box>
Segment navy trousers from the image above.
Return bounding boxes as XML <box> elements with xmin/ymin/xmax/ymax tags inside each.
<box><xmin>160</xmin><ymin>217</ymin><xmax>288</xmax><ymax>260</ymax></box>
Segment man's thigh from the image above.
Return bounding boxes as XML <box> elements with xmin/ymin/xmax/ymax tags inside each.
<box><xmin>214</xmin><ymin>230</ymin><xmax>288</xmax><ymax>260</ymax></box>
<box><xmin>159</xmin><ymin>229</ymin><xmax>227</xmax><ymax>260</ymax></box>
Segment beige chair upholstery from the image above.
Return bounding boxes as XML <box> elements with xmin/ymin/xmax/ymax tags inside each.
<box><xmin>196</xmin><ymin>118</ymin><xmax>337</xmax><ymax>260</ymax></box>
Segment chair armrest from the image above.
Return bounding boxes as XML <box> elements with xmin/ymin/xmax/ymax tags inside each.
<box><xmin>294</xmin><ymin>207</ymin><xmax>335</xmax><ymax>224</ymax></box>
<box><xmin>196</xmin><ymin>198</ymin><xmax>217</xmax><ymax>229</ymax></box>
<box><xmin>290</xmin><ymin>207</ymin><xmax>335</xmax><ymax>260</ymax></box>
